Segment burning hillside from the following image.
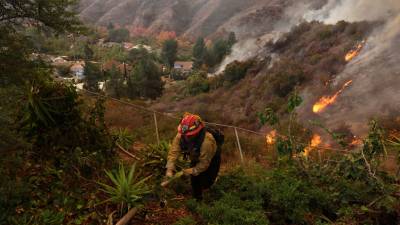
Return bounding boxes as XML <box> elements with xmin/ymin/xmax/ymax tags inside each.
<box><xmin>313</xmin><ymin>80</ymin><xmax>353</xmax><ymax>114</ymax></box>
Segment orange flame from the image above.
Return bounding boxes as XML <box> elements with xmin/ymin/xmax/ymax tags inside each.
<box><xmin>266</xmin><ymin>130</ymin><xmax>277</xmax><ymax>145</ymax></box>
<box><xmin>313</xmin><ymin>80</ymin><xmax>353</xmax><ymax>113</ymax></box>
<box><xmin>304</xmin><ymin>134</ymin><xmax>322</xmax><ymax>157</ymax></box>
<box><xmin>350</xmin><ymin>138</ymin><xmax>363</xmax><ymax>146</ymax></box>
<box><xmin>345</xmin><ymin>41</ymin><xmax>365</xmax><ymax>62</ymax></box>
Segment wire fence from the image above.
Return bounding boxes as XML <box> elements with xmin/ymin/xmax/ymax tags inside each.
<box><xmin>81</xmin><ymin>89</ymin><xmax>399</xmax><ymax>165</ymax></box>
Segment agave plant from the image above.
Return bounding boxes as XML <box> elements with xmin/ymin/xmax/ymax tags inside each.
<box><xmin>112</xmin><ymin>128</ymin><xmax>134</xmax><ymax>149</ymax></box>
<box><xmin>99</xmin><ymin>163</ymin><xmax>151</xmax><ymax>214</ymax></box>
<box><xmin>138</xmin><ymin>141</ymin><xmax>188</xmax><ymax>179</ymax></box>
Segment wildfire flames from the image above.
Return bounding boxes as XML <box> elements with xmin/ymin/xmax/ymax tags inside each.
<box><xmin>313</xmin><ymin>80</ymin><xmax>353</xmax><ymax>113</ymax></box>
<box><xmin>350</xmin><ymin>138</ymin><xmax>363</xmax><ymax>146</ymax></box>
<box><xmin>304</xmin><ymin>134</ymin><xmax>322</xmax><ymax>157</ymax></box>
<box><xmin>345</xmin><ymin>41</ymin><xmax>365</xmax><ymax>62</ymax></box>
<box><xmin>266</xmin><ymin>130</ymin><xmax>277</xmax><ymax>145</ymax></box>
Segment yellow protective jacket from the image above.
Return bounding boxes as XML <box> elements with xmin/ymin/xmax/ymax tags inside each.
<box><xmin>166</xmin><ymin>132</ymin><xmax>217</xmax><ymax>176</ymax></box>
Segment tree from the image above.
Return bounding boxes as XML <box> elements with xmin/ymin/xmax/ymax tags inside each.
<box><xmin>212</xmin><ymin>39</ymin><xmax>230</xmax><ymax>64</ymax></box>
<box><xmin>128</xmin><ymin>47</ymin><xmax>154</xmax><ymax>64</ymax></box>
<box><xmin>84</xmin><ymin>43</ymin><xmax>94</xmax><ymax>60</ymax></box>
<box><xmin>127</xmin><ymin>55</ymin><xmax>164</xmax><ymax>99</ymax></box>
<box><xmin>228</xmin><ymin>32</ymin><xmax>237</xmax><ymax>47</ymax></box>
<box><xmin>0</xmin><ymin>0</ymin><xmax>82</xmax><ymax>33</ymax></box>
<box><xmin>84</xmin><ymin>61</ymin><xmax>102</xmax><ymax>92</ymax></box>
<box><xmin>106</xmin><ymin>65</ymin><xmax>125</xmax><ymax>98</ymax></box>
<box><xmin>223</xmin><ymin>60</ymin><xmax>253</xmax><ymax>84</ymax></box>
<box><xmin>161</xmin><ymin>39</ymin><xmax>178</xmax><ymax>68</ymax></box>
<box><xmin>193</xmin><ymin>37</ymin><xmax>206</xmax><ymax>69</ymax></box>
<box><xmin>108</xmin><ymin>28</ymin><xmax>130</xmax><ymax>43</ymax></box>
<box><xmin>107</xmin><ymin>22</ymin><xmax>115</xmax><ymax>31</ymax></box>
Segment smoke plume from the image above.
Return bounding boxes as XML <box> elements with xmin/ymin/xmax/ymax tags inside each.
<box><xmin>303</xmin><ymin>0</ymin><xmax>400</xmax><ymax>135</ymax></box>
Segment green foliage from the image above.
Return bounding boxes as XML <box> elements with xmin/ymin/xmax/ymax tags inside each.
<box><xmin>173</xmin><ymin>216</ymin><xmax>197</xmax><ymax>225</ymax></box>
<box><xmin>127</xmin><ymin>52</ymin><xmax>164</xmax><ymax>99</ymax></box>
<box><xmin>112</xmin><ymin>128</ymin><xmax>134</xmax><ymax>149</ymax></box>
<box><xmin>193</xmin><ymin>37</ymin><xmax>206</xmax><ymax>69</ymax></box>
<box><xmin>99</xmin><ymin>163</ymin><xmax>151</xmax><ymax>213</ymax></box>
<box><xmin>199</xmin><ymin>154</ymin><xmax>399</xmax><ymax>225</ymax></box>
<box><xmin>108</xmin><ymin>28</ymin><xmax>130</xmax><ymax>43</ymax></box>
<box><xmin>223</xmin><ymin>60</ymin><xmax>253</xmax><ymax>85</ymax></box>
<box><xmin>19</xmin><ymin>81</ymin><xmax>114</xmax><ymax>165</ymax></box>
<box><xmin>84</xmin><ymin>61</ymin><xmax>102</xmax><ymax>92</ymax></box>
<box><xmin>1</xmin><ymin>0</ymin><xmax>82</xmax><ymax>33</ymax></box>
<box><xmin>287</xmin><ymin>91</ymin><xmax>303</xmax><ymax>113</ymax></box>
<box><xmin>128</xmin><ymin>46</ymin><xmax>155</xmax><ymax>63</ymax></box>
<box><xmin>212</xmin><ymin>39</ymin><xmax>231</xmax><ymax>65</ymax></box>
<box><xmin>257</xmin><ymin>107</ymin><xmax>279</xmax><ymax>126</ymax></box>
<box><xmin>196</xmin><ymin>193</ymin><xmax>269</xmax><ymax>225</ymax></box>
<box><xmin>138</xmin><ymin>142</ymin><xmax>187</xmax><ymax>180</ymax></box>
<box><xmin>162</xmin><ymin>39</ymin><xmax>178</xmax><ymax>68</ymax></box>
<box><xmin>186</xmin><ymin>71</ymin><xmax>210</xmax><ymax>96</ymax></box>
<box><xmin>170</xmin><ymin>69</ymin><xmax>186</xmax><ymax>81</ymax></box>
<box><xmin>105</xmin><ymin>64</ymin><xmax>125</xmax><ymax>98</ymax></box>
<box><xmin>202</xmin><ymin>37</ymin><xmax>234</xmax><ymax>68</ymax></box>
<box><xmin>227</xmin><ymin>32</ymin><xmax>237</xmax><ymax>47</ymax></box>
<box><xmin>363</xmin><ymin>120</ymin><xmax>386</xmax><ymax>160</ymax></box>
<box><xmin>83</xmin><ymin>43</ymin><xmax>94</xmax><ymax>60</ymax></box>
<box><xmin>55</xmin><ymin>64</ymin><xmax>71</xmax><ymax>77</ymax></box>
<box><xmin>269</xmin><ymin>59</ymin><xmax>306</xmax><ymax>97</ymax></box>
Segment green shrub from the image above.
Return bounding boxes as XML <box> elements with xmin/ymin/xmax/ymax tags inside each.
<box><xmin>186</xmin><ymin>71</ymin><xmax>210</xmax><ymax>96</ymax></box>
<box><xmin>173</xmin><ymin>216</ymin><xmax>197</xmax><ymax>225</ymax></box>
<box><xmin>196</xmin><ymin>193</ymin><xmax>269</xmax><ymax>225</ymax></box>
<box><xmin>268</xmin><ymin>60</ymin><xmax>306</xmax><ymax>97</ymax></box>
<box><xmin>223</xmin><ymin>60</ymin><xmax>253</xmax><ymax>85</ymax></box>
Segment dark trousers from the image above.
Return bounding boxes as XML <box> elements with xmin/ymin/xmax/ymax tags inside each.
<box><xmin>190</xmin><ymin>150</ymin><xmax>221</xmax><ymax>200</ymax></box>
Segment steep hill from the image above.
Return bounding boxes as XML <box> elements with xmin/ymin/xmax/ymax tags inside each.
<box><xmin>79</xmin><ymin>0</ymin><xmax>325</xmax><ymax>39</ymax></box>
<box><xmin>154</xmin><ymin>2</ymin><xmax>399</xmax><ymax>139</ymax></box>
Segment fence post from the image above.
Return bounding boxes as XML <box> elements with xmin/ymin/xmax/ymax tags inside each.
<box><xmin>234</xmin><ymin>127</ymin><xmax>244</xmax><ymax>164</ymax></box>
<box><xmin>153</xmin><ymin>112</ymin><xmax>160</xmax><ymax>145</ymax></box>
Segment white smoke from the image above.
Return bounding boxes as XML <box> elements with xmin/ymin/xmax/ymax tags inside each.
<box><xmin>215</xmin><ymin>32</ymin><xmax>281</xmax><ymax>74</ymax></box>
<box><xmin>304</xmin><ymin>0</ymin><xmax>400</xmax><ymax>24</ymax></box>
<box><xmin>302</xmin><ymin>0</ymin><xmax>400</xmax><ymax>135</ymax></box>
<box><xmin>215</xmin><ymin>1</ymin><xmax>315</xmax><ymax>75</ymax></box>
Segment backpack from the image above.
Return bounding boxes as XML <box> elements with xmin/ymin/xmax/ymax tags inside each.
<box><xmin>205</xmin><ymin>126</ymin><xmax>224</xmax><ymax>150</ymax></box>
<box><xmin>179</xmin><ymin>126</ymin><xmax>224</xmax><ymax>162</ymax></box>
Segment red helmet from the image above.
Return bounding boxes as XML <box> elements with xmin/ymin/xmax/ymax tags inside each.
<box><xmin>178</xmin><ymin>113</ymin><xmax>204</xmax><ymax>137</ymax></box>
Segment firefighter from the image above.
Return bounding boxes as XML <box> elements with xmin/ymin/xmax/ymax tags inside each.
<box><xmin>165</xmin><ymin>113</ymin><xmax>223</xmax><ymax>200</ymax></box>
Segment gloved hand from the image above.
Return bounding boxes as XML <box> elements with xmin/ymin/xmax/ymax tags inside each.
<box><xmin>183</xmin><ymin>168</ymin><xmax>194</xmax><ymax>176</ymax></box>
<box><xmin>166</xmin><ymin>169</ymin><xmax>174</xmax><ymax>178</ymax></box>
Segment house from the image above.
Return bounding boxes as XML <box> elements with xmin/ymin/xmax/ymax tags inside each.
<box><xmin>174</xmin><ymin>61</ymin><xmax>193</xmax><ymax>72</ymax></box>
<box><xmin>70</xmin><ymin>61</ymin><xmax>85</xmax><ymax>81</ymax></box>
<box><xmin>102</xmin><ymin>60</ymin><xmax>132</xmax><ymax>76</ymax></box>
<box><xmin>123</xmin><ymin>42</ymin><xmax>135</xmax><ymax>51</ymax></box>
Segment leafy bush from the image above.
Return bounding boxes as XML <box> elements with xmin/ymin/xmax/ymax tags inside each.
<box><xmin>268</xmin><ymin>59</ymin><xmax>306</xmax><ymax>97</ymax></box>
<box><xmin>186</xmin><ymin>71</ymin><xmax>210</xmax><ymax>96</ymax></box>
<box><xmin>223</xmin><ymin>60</ymin><xmax>253</xmax><ymax>85</ymax></box>
<box><xmin>196</xmin><ymin>193</ymin><xmax>269</xmax><ymax>225</ymax></box>
<box><xmin>193</xmin><ymin>132</ymin><xmax>399</xmax><ymax>225</ymax></box>
<box><xmin>108</xmin><ymin>28</ymin><xmax>130</xmax><ymax>43</ymax></box>
<box><xmin>173</xmin><ymin>216</ymin><xmax>197</xmax><ymax>225</ymax></box>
